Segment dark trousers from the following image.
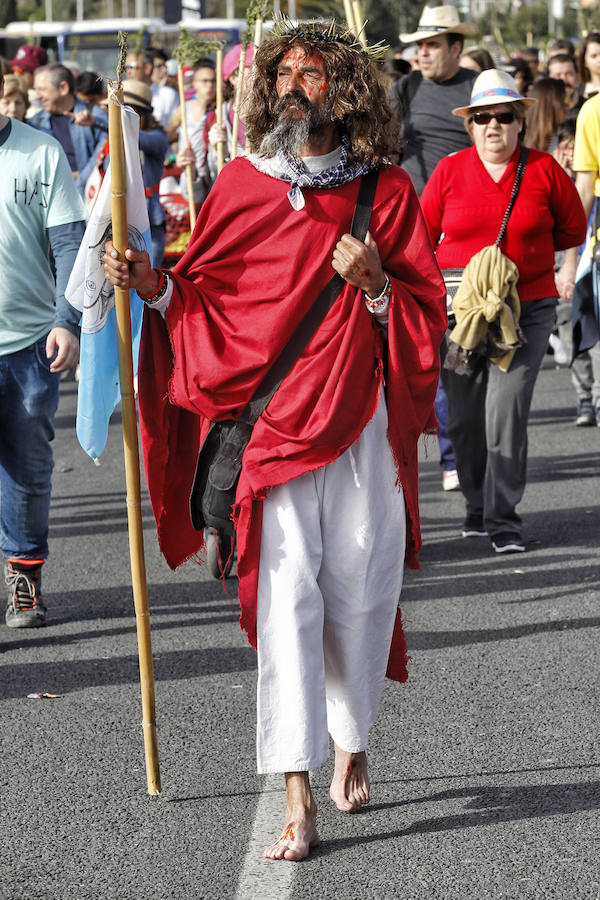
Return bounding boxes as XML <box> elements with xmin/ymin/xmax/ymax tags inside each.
<box><xmin>441</xmin><ymin>297</ymin><xmax>557</xmax><ymax>538</ymax></box>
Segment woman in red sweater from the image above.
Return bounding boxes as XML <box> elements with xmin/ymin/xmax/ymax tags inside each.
<box><xmin>420</xmin><ymin>69</ymin><xmax>586</xmax><ymax>553</ymax></box>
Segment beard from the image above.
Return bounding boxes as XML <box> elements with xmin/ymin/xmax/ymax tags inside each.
<box><xmin>258</xmin><ymin>91</ymin><xmax>334</xmax><ymax>158</ymax></box>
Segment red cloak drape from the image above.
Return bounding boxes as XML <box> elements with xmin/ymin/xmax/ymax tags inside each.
<box><xmin>138</xmin><ymin>158</ymin><xmax>446</xmax><ymax>682</ymax></box>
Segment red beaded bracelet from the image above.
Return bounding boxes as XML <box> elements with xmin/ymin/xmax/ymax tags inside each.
<box><xmin>137</xmin><ymin>268</ymin><xmax>165</xmax><ymax>301</ymax></box>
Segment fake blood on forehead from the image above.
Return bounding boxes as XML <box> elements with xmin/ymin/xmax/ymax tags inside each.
<box><xmin>281</xmin><ymin>46</ymin><xmax>324</xmax><ymax>66</ymax></box>
<box><xmin>279</xmin><ymin>46</ymin><xmax>328</xmax><ymax>97</ymax></box>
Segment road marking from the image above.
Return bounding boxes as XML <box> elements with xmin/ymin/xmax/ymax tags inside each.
<box><xmin>234</xmin><ymin>774</ymin><xmax>294</xmax><ymax>900</ymax></box>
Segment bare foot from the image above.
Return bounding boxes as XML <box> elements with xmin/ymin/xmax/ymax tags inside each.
<box><xmin>264</xmin><ymin>772</ymin><xmax>320</xmax><ymax>861</ymax></box>
<box><xmin>329</xmin><ymin>744</ymin><xmax>370</xmax><ymax>812</ymax></box>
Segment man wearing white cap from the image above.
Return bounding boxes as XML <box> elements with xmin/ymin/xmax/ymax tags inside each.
<box><xmin>390</xmin><ymin>3</ymin><xmax>478</xmax><ymax>196</ymax></box>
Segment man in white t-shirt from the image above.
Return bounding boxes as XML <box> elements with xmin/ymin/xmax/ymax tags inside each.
<box><xmin>0</xmin><ymin>73</ymin><xmax>87</xmax><ymax>629</ymax></box>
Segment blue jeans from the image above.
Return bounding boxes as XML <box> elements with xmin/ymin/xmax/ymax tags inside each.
<box><xmin>0</xmin><ymin>337</ymin><xmax>60</xmax><ymax>560</ymax></box>
<box><xmin>434</xmin><ymin>380</ymin><xmax>456</xmax><ymax>471</ymax></box>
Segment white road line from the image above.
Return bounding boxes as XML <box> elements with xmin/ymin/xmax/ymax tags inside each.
<box><xmin>234</xmin><ymin>774</ymin><xmax>295</xmax><ymax>900</ymax></box>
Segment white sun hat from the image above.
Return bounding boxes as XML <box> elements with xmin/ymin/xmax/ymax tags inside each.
<box><xmin>400</xmin><ymin>3</ymin><xmax>477</xmax><ymax>44</ymax></box>
<box><xmin>452</xmin><ymin>68</ymin><xmax>537</xmax><ymax>117</ymax></box>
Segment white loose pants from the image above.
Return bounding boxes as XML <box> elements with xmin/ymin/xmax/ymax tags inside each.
<box><xmin>256</xmin><ymin>391</ymin><xmax>406</xmax><ymax>774</ymax></box>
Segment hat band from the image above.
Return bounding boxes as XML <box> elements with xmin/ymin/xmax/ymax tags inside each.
<box><xmin>471</xmin><ymin>87</ymin><xmax>520</xmax><ymax>103</ymax></box>
<box><xmin>124</xmin><ymin>90</ymin><xmax>151</xmax><ymax>108</ymax></box>
<box><xmin>416</xmin><ymin>24</ymin><xmax>455</xmax><ymax>32</ymax></box>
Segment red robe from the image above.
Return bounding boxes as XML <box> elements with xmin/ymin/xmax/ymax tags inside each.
<box><xmin>138</xmin><ymin>158</ymin><xmax>446</xmax><ymax>681</ymax></box>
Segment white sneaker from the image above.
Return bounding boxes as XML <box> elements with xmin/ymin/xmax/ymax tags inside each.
<box><xmin>548</xmin><ymin>333</ymin><xmax>568</xmax><ymax>366</ymax></box>
<box><xmin>442</xmin><ymin>469</ymin><xmax>460</xmax><ymax>491</ymax></box>
<box><xmin>491</xmin><ymin>533</ymin><xmax>526</xmax><ymax>553</ymax></box>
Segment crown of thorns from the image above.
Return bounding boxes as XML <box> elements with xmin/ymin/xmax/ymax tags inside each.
<box><xmin>270</xmin><ymin>17</ymin><xmax>388</xmax><ymax>60</ymax></box>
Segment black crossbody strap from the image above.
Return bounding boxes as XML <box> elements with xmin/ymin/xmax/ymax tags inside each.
<box><xmin>495</xmin><ymin>145</ymin><xmax>529</xmax><ymax>248</ymax></box>
<box><xmin>243</xmin><ymin>166</ymin><xmax>380</xmax><ymax>424</ymax></box>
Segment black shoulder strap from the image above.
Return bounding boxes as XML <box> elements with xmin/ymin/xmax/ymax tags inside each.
<box><xmin>243</xmin><ymin>167</ymin><xmax>380</xmax><ymax>425</ymax></box>
<box><xmin>496</xmin><ymin>145</ymin><xmax>529</xmax><ymax>247</ymax></box>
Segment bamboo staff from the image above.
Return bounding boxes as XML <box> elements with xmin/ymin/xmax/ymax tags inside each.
<box><xmin>109</xmin><ymin>34</ymin><xmax>161</xmax><ymax>796</ymax></box>
<box><xmin>253</xmin><ymin>9</ymin><xmax>264</xmax><ymax>47</ymax></box>
<box><xmin>215</xmin><ymin>45</ymin><xmax>225</xmax><ymax>172</ymax></box>
<box><xmin>232</xmin><ymin>0</ymin><xmax>268</xmax><ymax>160</ymax></box>
<box><xmin>173</xmin><ymin>31</ymin><xmax>225</xmax><ymax>230</ymax></box>
<box><xmin>244</xmin><ymin>2</ymin><xmax>269</xmax><ymax>155</ymax></box>
<box><xmin>352</xmin><ymin>1</ymin><xmax>368</xmax><ymax>49</ymax></box>
<box><xmin>343</xmin><ymin>0</ymin><xmax>357</xmax><ymax>35</ymax></box>
<box><xmin>176</xmin><ymin>63</ymin><xmax>197</xmax><ymax>231</ymax></box>
<box><xmin>230</xmin><ymin>53</ymin><xmax>245</xmax><ymax>160</ymax></box>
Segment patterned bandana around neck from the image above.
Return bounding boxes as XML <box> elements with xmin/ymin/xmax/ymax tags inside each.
<box><xmin>249</xmin><ymin>136</ymin><xmax>372</xmax><ymax>210</ymax></box>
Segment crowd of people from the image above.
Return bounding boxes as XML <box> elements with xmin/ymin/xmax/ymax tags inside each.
<box><xmin>1</xmin><ymin>3</ymin><xmax>598</xmax><ymax>863</ymax></box>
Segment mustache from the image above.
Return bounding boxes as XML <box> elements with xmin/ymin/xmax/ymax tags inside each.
<box><xmin>274</xmin><ymin>91</ymin><xmax>312</xmax><ymax>115</ymax></box>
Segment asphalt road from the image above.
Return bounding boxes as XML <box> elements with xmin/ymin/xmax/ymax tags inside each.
<box><xmin>1</xmin><ymin>356</ymin><xmax>599</xmax><ymax>900</ymax></box>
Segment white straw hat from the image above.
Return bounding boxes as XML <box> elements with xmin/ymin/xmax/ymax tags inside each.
<box><xmin>452</xmin><ymin>68</ymin><xmax>537</xmax><ymax>117</ymax></box>
<box><xmin>400</xmin><ymin>4</ymin><xmax>477</xmax><ymax>44</ymax></box>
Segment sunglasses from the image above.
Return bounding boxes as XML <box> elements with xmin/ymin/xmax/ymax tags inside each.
<box><xmin>472</xmin><ymin>111</ymin><xmax>516</xmax><ymax>125</ymax></box>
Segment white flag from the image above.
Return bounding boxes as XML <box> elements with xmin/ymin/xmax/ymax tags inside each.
<box><xmin>66</xmin><ymin>105</ymin><xmax>152</xmax><ymax>459</ymax></box>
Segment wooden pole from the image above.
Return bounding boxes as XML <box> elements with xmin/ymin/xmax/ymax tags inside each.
<box><xmin>108</xmin><ymin>83</ymin><xmax>161</xmax><ymax>796</ymax></box>
<box><xmin>230</xmin><ymin>48</ymin><xmax>246</xmax><ymax>161</ymax></box>
<box><xmin>253</xmin><ymin>14</ymin><xmax>263</xmax><ymax>48</ymax></box>
<box><xmin>244</xmin><ymin>18</ymin><xmax>263</xmax><ymax>155</ymax></box>
<box><xmin>343</xmin><ymin>0</ymin><xmax>357</xmax><ymax>35</ymax></box>
<box><xmin>176</xmin><ymin>63</ymin><xmax>197</xmax><ymax>231</ymax></box>
<box><xmin>352</xmin><ymin>0</ymin><xmax>367</xmax><ymax>47</ymax></box>
<box><xmin>215</xmin><ymin>46</ymin><xmax>225</xmax><ymax>172</ymax></box>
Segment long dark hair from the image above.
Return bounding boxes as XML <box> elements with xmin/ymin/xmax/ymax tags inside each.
<box><xmin>578</xmin><ymin>32</ymin><xmax>600</xmax><ymax>83</ymax></box>
<box><xmin>244</xmin><ymin>25</ymin><xmax>399</xmax><ymax>165</ymax></box>
<box><xmin>524</xmin><ymin>78</ymin><xmax>566</xmax><ymax>151</ymax></box>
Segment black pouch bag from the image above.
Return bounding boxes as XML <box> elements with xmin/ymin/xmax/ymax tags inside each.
<box><xmin>189</xmin><ymin>168</ymin><xmax>380</xmax><ymax>538</ymax></box>
<box><xmin>192</xmin><ymin>417</ymin><xmax>253</xmax><ymax>537</ymax></box>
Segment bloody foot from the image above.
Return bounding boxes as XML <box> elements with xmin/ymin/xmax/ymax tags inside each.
<box><xmin>329</xmin><ymin>744</ymin><xmax>370</xmax><ymax>812</ymax></box>
<box><xmin>264</xmin><ymin>772</ymin><xmax>320</xmax><ymax>861</ymax></box>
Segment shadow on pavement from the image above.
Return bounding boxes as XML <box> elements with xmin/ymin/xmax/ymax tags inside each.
<box><xmin>312</xmin><ymin>780</ymin><xmax>600</xmax><ymax>856</ymax></box>
<box><xmin>379</xmin><ymin>760</ymin><xmax>600</xmax><ymax>784</ymax></box>
<box><xmin>406</xmin><ymin>615</ymin><xmax>600</xmax><ymax>651</ymax></box>
<box><xmin>0</xmin><ymin>645</ymin><xmax>256</xmax><ymax>700</ymax></box>
<box><xmin>0</xmin><ymin>610</ymin><xmax>239</xmax><ymax>654</ymax></box>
